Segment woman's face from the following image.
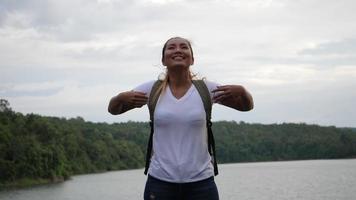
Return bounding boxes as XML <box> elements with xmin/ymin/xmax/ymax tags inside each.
<box><xmin>162</xmin><ymin>38</ymin><xmax>194</xmax><ymax>69</ymax></box>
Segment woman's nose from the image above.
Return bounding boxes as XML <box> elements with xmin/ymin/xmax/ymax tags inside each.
<box><xmin>173</xmin><ymin>47</ymin><xmax>184</xmax><ymax>53</ymax></box>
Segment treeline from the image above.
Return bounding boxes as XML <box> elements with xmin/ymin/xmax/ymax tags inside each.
<box><xmin>0</xmin><ymin>100</ymin><xmax>145</xmax><ymax>188</ymax></box>
<box><xmin>1</xmin><ymin>99</ymin><xmax>356</xmax><ymax>188</ymax></box>
<box><xmin>214</xmin><ymin>121</ymin><xmax>356</xmax><ymax>163</ymax></box>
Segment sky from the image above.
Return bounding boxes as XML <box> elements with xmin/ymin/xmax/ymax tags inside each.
<box><xmin>0</xmin><ymin>0</ymin><xmax>355</xmax><ymax>127</ymax></box>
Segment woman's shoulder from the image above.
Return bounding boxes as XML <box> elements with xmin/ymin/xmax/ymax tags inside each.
<box><xmin>133</xmin><ymin>80</ymin><xmax>157</xmax><ymax>94</ymax></box>
<box><xmin>136</xmin><ymin>80</ymin><xmax>157</xmax><ymax>87</ymax></box>
<box><xmin>202</xmin><ymin>79</ymin><xmax>220</xmax><ymax>92</ymax></box>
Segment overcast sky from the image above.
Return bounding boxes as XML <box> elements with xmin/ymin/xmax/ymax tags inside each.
<box><xmin>1</xmin><ymin>0</ymin><xmax>355</xmax><ymax>127</ymax></box>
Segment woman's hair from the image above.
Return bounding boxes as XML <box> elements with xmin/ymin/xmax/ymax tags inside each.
<box><xmin>153</xmin><ymin>37</ymin><xmax>196</xmax><ymax>102</ymax></box>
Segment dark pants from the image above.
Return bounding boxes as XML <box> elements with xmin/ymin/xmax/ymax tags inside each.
<box><xmin>144</xmin><ymin>175</ymin><xmax>219</xmax><ymax>200</ymax></box>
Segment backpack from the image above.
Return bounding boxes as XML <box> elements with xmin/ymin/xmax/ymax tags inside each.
<box><xmin>144</xmin><ymin>79</ymin><xmax>219</xmax><ymax>176</ymax></box>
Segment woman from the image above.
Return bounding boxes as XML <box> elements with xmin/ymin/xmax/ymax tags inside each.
<box><xmin>108</xmin><ymin>37</ymin><xmax>253</xmax><ymax>200</ymax></box>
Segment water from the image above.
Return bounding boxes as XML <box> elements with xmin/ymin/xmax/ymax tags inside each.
<box><xmin>1</xmin><ymin>159</ymin><xmax>355</xmax><ymax>200</ymax></box>
<box><xmin>215</xmin><ymin>159</ymin><xmax>356</xmax><ymax>200</ymax></box>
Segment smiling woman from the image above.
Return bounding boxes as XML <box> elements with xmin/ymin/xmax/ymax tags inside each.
<box><xmin>108</xmin><ymin>36</ymin><xmax>253</xmax><ymax>200</ymax></box>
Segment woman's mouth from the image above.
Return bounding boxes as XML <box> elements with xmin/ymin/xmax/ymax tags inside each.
<box><xmin>172</xmin><ymin>55</ymin><xmax>185</xmax><ymax>60</ymax></box>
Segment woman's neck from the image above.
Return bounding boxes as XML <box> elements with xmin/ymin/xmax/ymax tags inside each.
<box><xmin>167</xmin><ymin>70</ymin><xmax>191</xmax><ymax>88</ymax></box>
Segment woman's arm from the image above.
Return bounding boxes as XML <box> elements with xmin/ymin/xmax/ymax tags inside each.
<box><xmin>108</xmin><ymin>91</ymin><xmax>148</xmax><ymax>115</ymax></box>
<box><xmin>212</xmin><ymin>85</ymin><xmax>254</xmax><ymax>111</ymax></box>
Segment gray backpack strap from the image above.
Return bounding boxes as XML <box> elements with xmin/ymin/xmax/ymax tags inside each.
<box><xmin>144</xmin><ymin>80</ymin><xmax>162</xmax><ymax>175</ymax></box>
<box><xmin>148</xmin><ymin>80</ymin><xmax>163</xmax><ymax>121</ymax></box>
<box><xmin>192</xmin><ymin>79</ymin><xmax>219</xmax><ymax>175</ymax></box>
<box><xmin>192</xmin><ymin>80</ymin><xmax>212</xmax><ymax>120</ymax></box>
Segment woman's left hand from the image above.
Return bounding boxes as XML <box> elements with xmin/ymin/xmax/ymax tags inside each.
<box><xmin>212</xmin><ymin>85</ymin><xmax>253</xmax><ymax>111</ymax></box>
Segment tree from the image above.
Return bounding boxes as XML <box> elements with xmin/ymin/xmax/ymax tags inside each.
<box><xmin>0</xmin><ymin>99</ymin><xmax>11</xmax><ymax>112</ymax></box>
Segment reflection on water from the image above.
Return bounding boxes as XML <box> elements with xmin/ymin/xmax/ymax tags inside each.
<box><xmin>1</xmin><ymin>159</ymin><xmax>355</xmax><ymax>200</ymax></box>
<box><xmin>216</xmin><ymin>159</ymin><xmax>356</xmax><ymax>200</ymax></box>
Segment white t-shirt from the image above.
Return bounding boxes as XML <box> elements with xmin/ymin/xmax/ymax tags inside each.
<box><xmin>134</xmin><ymin>80</ymin><xmax>220</xmax><ymax>183</ymax></box>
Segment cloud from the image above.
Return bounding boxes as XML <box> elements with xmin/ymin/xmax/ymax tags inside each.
<box><xmin>1</xmin><ymin>0</ymin><xmax>356</xmax><ymax>127</ymax></box>
<box><xmin>0</xmin><ymin>81</ymin><xmax>65</xmax><ymax>97</ymax></box>
<box><xmin>1</xmin><ymin>0</ymin><xmax>144</xmax><ymax>41</ymax></box>
<box><xmin>233</xmin><ymin>38</ymin><xmax>356</xmax><ymax>70</ymax></box>
<box><xmin>299</xmin><ymin>38</ymin><xmax>356</xmax><ymax>56</ymax></box>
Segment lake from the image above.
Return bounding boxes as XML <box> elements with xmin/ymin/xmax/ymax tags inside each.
<box><xmin>1</xmin><ymin>159</ymin><xmax>355</xmax><ymax>200</ymax></box>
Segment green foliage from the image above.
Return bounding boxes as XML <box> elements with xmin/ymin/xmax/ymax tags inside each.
<box><xmin>213</xmin><ymin>121</ymin><xmax>356</xmax><ymax>163</ymax></box>
<box><xmin>1</xmin><ymin>99</ymin><xmax>356</xmax><ymax>188</ymax></box>
<box><xmin>0</xmin><ymin>100</ymin><xmax>145</xmax><ymax>187</ymax></box>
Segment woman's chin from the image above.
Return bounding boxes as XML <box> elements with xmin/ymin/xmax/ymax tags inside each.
<box><xmin>167</xmin><ymin>64</ymin><xmax>190</xmax><ymax>71</ymax></box>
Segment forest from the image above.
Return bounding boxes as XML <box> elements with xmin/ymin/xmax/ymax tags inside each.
<box><xmin>1</xmin><ymin>99</ymin><xmax>356</xmax><ymax>188</ymax></box>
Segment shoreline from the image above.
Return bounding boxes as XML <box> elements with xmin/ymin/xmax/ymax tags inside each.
<box><xmin>2</xmin><ymin>157</ymin><xmax>356</xmax><ymax>190</ymax></box>
<box><xmin>0</xmin><ymin>177</ymin><xmax>66</xmax><ymax>191</ymax></box>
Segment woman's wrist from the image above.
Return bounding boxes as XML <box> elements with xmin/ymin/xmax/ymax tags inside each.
<box><xmin>109</xmin><ymin>94</ymin><xmax>124</xmax><ymax>114</ymax></box>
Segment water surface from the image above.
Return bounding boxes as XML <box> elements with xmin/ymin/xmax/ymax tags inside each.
<box><xmin>1</xmin><ymin>159</ymin><xmax>355</xmax><ymax>200</ymax></box>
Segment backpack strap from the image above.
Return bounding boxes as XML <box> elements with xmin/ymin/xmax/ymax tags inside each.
<box><xmin>192</xmin><ymin>80</ymin><xmax>211</xmax><ymax>119</ymax></box>
<box><xmin>144</xmin><ymin>80</ymin><xmax>162</xmax><ymax>175</ymax></box>
<box><xmin>148</xmin><ymin>80</ymin><xmax>163</xmax><ymax>121</ymax></box>
<box><xmin>192</xmin><ymin>80</ymin><xmax>219</xmax><ymax>175</ymax></box>
<box><xmin>144</xmin><ymin>79</ymin><xmax>219</xmax><ymax>176</ymax></box>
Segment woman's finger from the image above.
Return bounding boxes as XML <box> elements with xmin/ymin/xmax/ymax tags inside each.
<box><xmin>212</xmin><ymin>87</ymin><xmax>225</xmax><ymax>93</ymax></box>
<box><xmin>135</xmin><ymin>99</ymin><xmax>148</xmax><ymax>105</ymax></box>
<box><xmin>212</xmin><ymin>85</ymin><xmax>232</xmax><ymax>92</ymax></box>
<box><xmin>134</xmin><ymin>101</ymin><xmax>146</xmax><ymax>107</ymax></box>
<box><xmin>213</xmin><ymin>93</ymin><xmax>227</xmax><ymax>102</ymax></box>
<box><xmin>132</xmin><ymin>91</ymin><xmax>147</xmax><ymax>95</ymax></box>
<box><xmin>130</xmin><ymin>96</ymin><xmax>147</xmax><ymax>104</ymax></box>
<box><xmin>212</xmin><ymin>91</ymin><xmax>225</xmax><ymax>100</ymax></box>
<box><xmin>135</xmin><ymin>95</ymin><xmax>148</xmax><ymax>101</ymax></box>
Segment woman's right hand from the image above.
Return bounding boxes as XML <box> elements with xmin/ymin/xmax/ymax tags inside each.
<box><xmin>108</xmin><ymin>91</ymin><xmax>148</xmax><ymax>115</ymax></box>
<box><xmin>119</xmin><ymin>91</ymin><xmax>148</xmax><ymax>108</ymax></box>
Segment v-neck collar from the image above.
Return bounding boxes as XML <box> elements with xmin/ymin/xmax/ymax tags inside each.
<box><xmin>167</xmin><ymin>84</ymin><xmax>194</xmax><ymax>102</ymax></box>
